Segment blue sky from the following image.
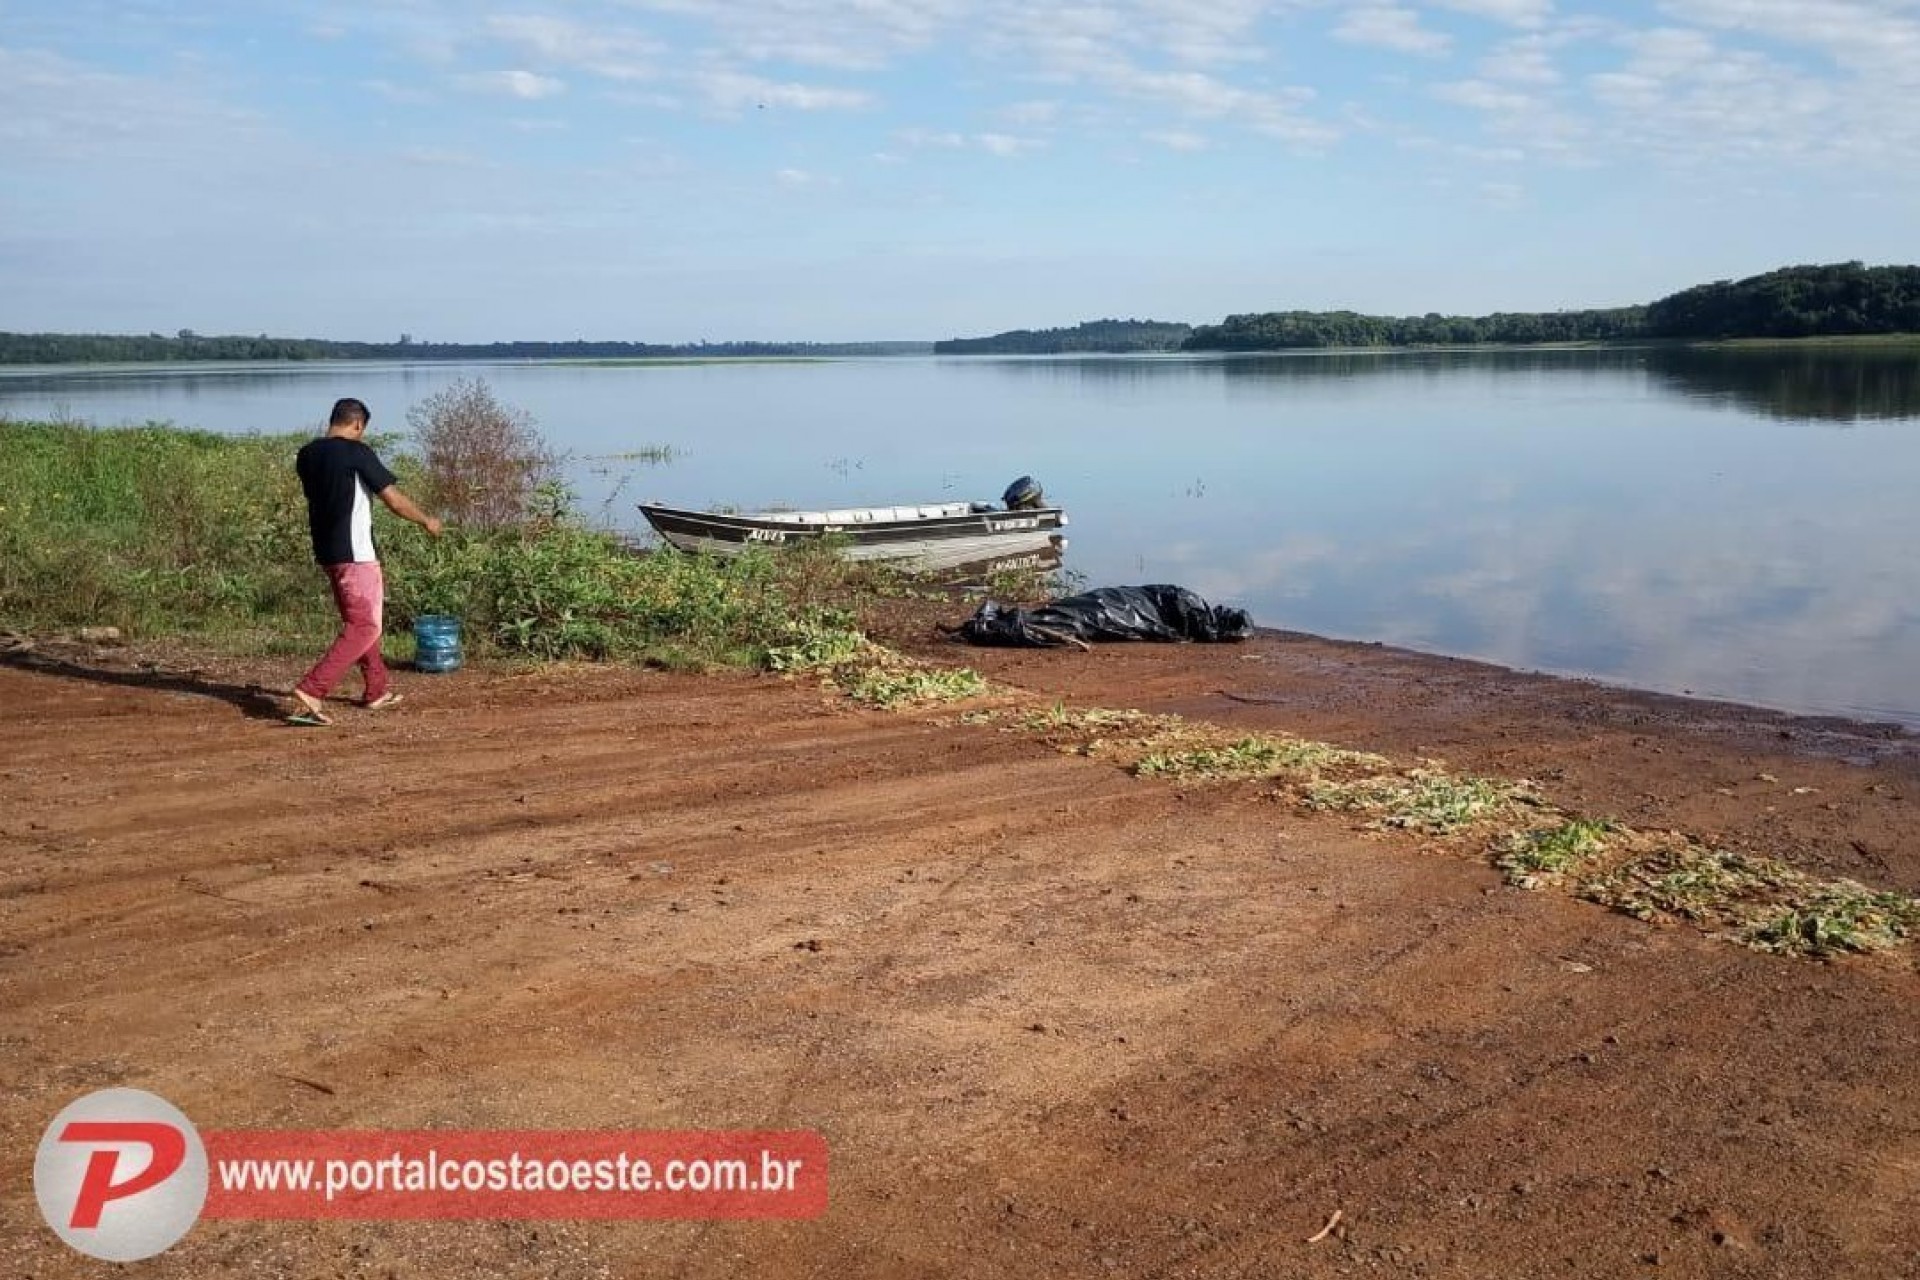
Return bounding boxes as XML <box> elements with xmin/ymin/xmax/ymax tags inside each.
<box><xmin>4</xmin><ymin>0</ymin><xmax>1918</xmax><ymax>342</ymax></box>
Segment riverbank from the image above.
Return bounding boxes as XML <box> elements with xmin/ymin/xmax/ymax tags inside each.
<box><xmin>4</xmin><ymin>617</ymin><xmax>1916</xmax><ymax>1277</ymax></box>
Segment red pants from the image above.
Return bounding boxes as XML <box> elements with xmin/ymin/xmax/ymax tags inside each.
<box><xmin>298</xmin><ymin>561</ymin><xmax>390</xmax><ymax>703</ymax></box>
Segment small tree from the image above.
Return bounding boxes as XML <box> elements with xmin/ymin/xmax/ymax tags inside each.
<box><xmin>407</xmin><ymin>379</ymin><xmax>559</xmax><ymax>529</ymax></box>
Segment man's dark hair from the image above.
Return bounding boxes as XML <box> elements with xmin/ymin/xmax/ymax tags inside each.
<box><xmin>329</xmin><ymin>398</ymin><xmax>371</xmax><ymax>428</ymax></box>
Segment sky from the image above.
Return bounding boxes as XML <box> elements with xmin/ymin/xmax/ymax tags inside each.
<box><xmin>3</xmin><ymin>0</ymin><xmax>1919</xmax><ymax>342</ymax></box>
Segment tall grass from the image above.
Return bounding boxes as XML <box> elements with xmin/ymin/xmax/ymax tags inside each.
<box><xmin>0</xmin><ymin>420</ymin><xmax>327</xmax><ymax>637</ymax></box>
<box><xmin>0</xmin><ymin>418</ymin><xmax>878</xmax><ymax>668</ymax></box>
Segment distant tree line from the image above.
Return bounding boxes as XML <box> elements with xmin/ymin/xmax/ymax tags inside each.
<box><xmin>934</xmin><ymin>319</ymin><xmax>1193</xmax><ymax>355</ymax></box>
<box><xmin>1182</xmin><ymin>307</ymin><xmax>1646</xmax><ymax>350</ymax></box>
<box><xmin>1641</xmin><ymin>262</ymin><xmax>1920</xmax><ymax>339</ymax></box>
<box><xmin>0</xmin><ymin>331</ymin><xmax>933</xmax><ymax>365</ymax></box>
<box><xmin>10</xmin><ymin>264</ymin><xmax>1920</xmax><ymax>365</ymax></box>
<box><xmin>1181</xmin><ymin>263</ymin><xmax>1920</xmax><ymax>351</ymax></box>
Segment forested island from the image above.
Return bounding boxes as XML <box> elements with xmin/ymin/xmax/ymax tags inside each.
<box><xmin>932</xmin><ymin>319</ymin><xmax>1192</xmax><ymax>355</ymax></box>
<box><xmin>0</xmin><ymin>333</ymin><xmax>931</xmax><ymax>365</ymax></box>
<box><xmin>5</xmin><ymin>263</ymin><xmax>1917</xmax><ymax>364</ymax></box>
<box><xmin>1182</xmin><ymin>263</ymin><xmax>1920</xmax><ymax>351</ymax></box>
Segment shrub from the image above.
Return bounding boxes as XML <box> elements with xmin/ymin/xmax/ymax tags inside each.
<box><xmin>406</xmin><ymin>378</ymin><xmax>559</xmax><ymax>529</ymax></box>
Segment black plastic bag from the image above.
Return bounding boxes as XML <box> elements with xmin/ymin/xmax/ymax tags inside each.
<box><xmin>958</xmin><ymin>585</ymin><xmax>1253</xmax><ymax>648</ymax></box>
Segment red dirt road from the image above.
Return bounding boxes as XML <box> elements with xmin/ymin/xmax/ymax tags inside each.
<box><xmin>3</xmin><ymin>627</ymin><xmax>1917</xmax><ymax>1278</ymax></box>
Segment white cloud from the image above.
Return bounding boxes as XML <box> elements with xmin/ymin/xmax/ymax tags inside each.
<box><xmin>980</xmin><ymin>3</ymin><xmax>1332</xmax><ymax>143</ymax></box>
<box><xmin>1334</xmin><ymin>6</ymin><xmax>1454</xmax><ymax>56</ymax></box>
<box><xmin>0</xmin><ymin>46</ymin><xmax>271</xmax><ymax>164</ymax></box>
<box><xmin>485</xmin><ymin>14</ymin><xmax>661</xmax><ymax>81</ymax></box>
<box><xmin>1646</xmin><ymin>2</ymin><xmax>1920</xmax><ymax>158</ymax></box>
<box><xmin>1665</xmin><ymin>0</ymin><xmax>1920</xmax><ymax>83</ymax></box>
<box><xmin>775</xmin><ymin>167</ymin><xmax>838</xmax><ymax>188</ymax></box>
<box><xmin>1431</xmin><ymin>0</ymin><xmax>1556</xmax><ymax>27</ymax></box>
<box><xmin>1479</xmin><ymin>34</ymin><xmax>1563</xmax><ymax>82</ymax></box>
<box><xmin>974</xmin><ymin>131</ymin><xmax>1043</xmax><ymax>155</ymax></box>
<box><xmin>363</xmin><ymin>78</ymin><xmax>435</xmax><ymax>105</ymax></box>
<box><xmin>458</xmin><ymin>69</ymin><xmax>567</xmax><ymax>100</ymax></box>
<box><xmin>629</xmin><ymin>0</ymin><xmax>963</xmax><ymax>70</ymax></box>
<box><xmin>1432</xmin><ymin>78</ymin><xmax>1536</xmax><ymax>112</ymax></box>
<box><xmin>1104</xmin><ymin>68</ymin><xmax>1330</xmax><ymax>144</ymax></box>
<box><xmin>397</xmin><ymin>146</ymin><xmax>492</xmax><ymax>169</ymax></box>
<box><xmin>696</xmin><ymin>69</ymin><xmax>871</xmax><ymax>113</ymax></box>
<box><xmin>1585</xmin><ymin>25</ymin><xmax>1851</xmax><ymax>163</ymax></box>
<box><xmin>999</xmin><ymin>99</ymin><xmax>1063</xmax><ymax>126</ymax></box>
<box><xmin>1144</xmin><ymin>128</ymin><xmax>1212</xmax><ymax>150</ymax></box>
<box><xmin>893</xmin><ymin>127</ymin><xmax>1042</xmax><ymax>155</ymax></box>
<box><xmin>1127</xmin><ymin>0</ymin><xmax>1281</xmax><ymax>65</ymax></box>
<box><xmin>895</xmin><ymin>127</ymin><xmax>967</xmax><ymax>149</ymax></box>
<box><xmin>1430</xmin><ymin>75</ymin><xmax>1593</xmax><ymax>161</ymax></box>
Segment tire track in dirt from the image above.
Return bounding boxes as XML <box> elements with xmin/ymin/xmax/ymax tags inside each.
<box><xmin>6</xmin><ymin>652</ymin><xmax>1919</xmax><ymax>1279</ymax></box>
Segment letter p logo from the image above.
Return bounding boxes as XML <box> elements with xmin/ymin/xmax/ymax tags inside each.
<box><xmin>35</xmin><ymin>1089</ymin><xmax>208</xmax><ymax>1261</ymax></box>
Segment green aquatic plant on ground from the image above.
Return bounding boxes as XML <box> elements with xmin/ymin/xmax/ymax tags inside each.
<box><xmin>1497</xmin><ymin>819</ymin><xmax>1617</xmax><ymax>889</ymax></box>
<box><xmin>1306</xmin><ymin>769</ymin><xmax>1528</xmax><ymax>834</ymax></box>
<box><xmin>762</xmin><ymin>611</ymin><xmax>989</xmax><ymax>710</ymax></box>
<box><xmin>1137</xmin><ymin>734</ymin><xmax>1391</xmax><ymax>782</ymax></box>
<box><xmin>1577</xmin><ymin>841</ymin><xmax>1920</xmax><ymax>957</ymax></box>
<box><xmin>838</xmin><ymin>662</ymin><xmax>988</xmax><ymax>709</ymax></box>
<box><xmin>1578</xmin><ymin>844</ymin><xmax>1792</xmax><ymax>926</ymax></box>
<box><xmin>988</xmin><ymin>702</ymin><xmax>1389</xmax><ymax>782</ymax></box>
<box><xmin>763</xmin><ymin>614</ymin><xmax>869</xmax><ymax>673</ymax></box>
<box><xmin>921</xmin><ymin>696</ymin><xmax>1920</xmax><ymax>964</ymax></box>
<box><xmin>923</xmin><ymin>696</ymin><xmax>1920</xmax><ymax>963</ymax></box>
<box><xmin>1017</xmin><ymin>703</ymin><xmax>1166</xmax><ymax>738</ymax></box>
<box><xmin>1741</xmin><ymin>884</ymin><xmax>1920</xmax><ymax>956</ymax></box>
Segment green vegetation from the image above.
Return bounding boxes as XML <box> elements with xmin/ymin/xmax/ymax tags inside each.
<box><xmin>1185</xmin><ymin>306</ymin><xmax>1647</xmax><ymax>350</ymax></box>
<box><xmin>0</xmin><ymin>332</ymin><xmax>932</xmax><ymax>366</ymax></box>
<box><xmin>1137</xmin><ymin>734</ymin><xmax>1388</xmax><ymax>781</ymax></box>
<box><xmin>764</xmin><ymin>616</ymin><xmax>869</xmax><ymax>673</ymax></box>
<box><xmin>1579</xmin><ymin>842</ymin><xmax>1920</xmax><ymax>957</ymax></box>
<box><xmin>1306</xmin><ymin>769</ymin><xmax>1527</xmax><ymax>834</ymax></box>
<box><xmin>1743</xmin><ymin>886</ymin><xmax>1920</xmax><ymax>957</ymax></box>
<box><xmin>0</xmin><ymin>416</ymin><xmax>878</xmax><ymax>669</ymax></box>
<box><xmin>409</xmin><ymin>379</ymin><xmax>560</xmax><ymax>529</ymax></box>
<box><xmin>11</xmin><ymin>264</ymin><xmax>1920</xmax><ymax>367</ymax></box>
<box><xmin>1496</xmin><ymin>819</ymin><xmax>1615</xmax><ymax>889</ymax></box>
<box><xmin>398</xmin><ymin>524</ymin><xmax>868</xmax><ymax>667</ymax></box>
<box><xmin>839</xmin><ymin>663</ymin><xmax>988</xmax><ymax>709</ymax></box>
<box><xmin>1182</xmin><ymin>262</ymin><xmax>1920</xmax><ymax>352</ymax></box>
<box><xmin>934</xmin><ymin>319</ymin><xmax>1193</xmax><ymax>355</ymax></box>
<box><xmin>0</xmin><ymin>420</ymin><xmax>331</xmax><ymax>639</ymax></box>
<box><xmin>1580</xmin><ymin>845</ymin><xmax>1791</xmax><ymax>925</ymax></box>
<box><xmin>940</xmin><ymin>697</ymin><xmax>1920</xmax><ymax>962</ymax></box>
<box><xmin>1644</xmin><ymin>262</ymin><xmax>1920</xmax><ymax>340</ymax></box>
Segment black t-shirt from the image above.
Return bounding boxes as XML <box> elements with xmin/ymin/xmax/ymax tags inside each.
<box><xmin>295</xmin><ymin>436</ymin><xmax>398</xmax><ymax>565</ymax></box>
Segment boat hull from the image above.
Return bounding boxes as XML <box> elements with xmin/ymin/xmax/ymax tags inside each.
<box><xmin>639</xmin><ymin>502</ymin><xmax>1068</xmax><ymax>573</ymax></box>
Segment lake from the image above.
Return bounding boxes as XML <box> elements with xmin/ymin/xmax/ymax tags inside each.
<box><xmin>4</xmin><ymin>345</ymin><xmax>1918</xmax><ymax>727</ymax></box>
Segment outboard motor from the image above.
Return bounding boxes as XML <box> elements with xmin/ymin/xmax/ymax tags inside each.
<box><xmin>1002</xmin><ymin>475</ymin><xmax>1045</xmax><ymax>511</ymax></box>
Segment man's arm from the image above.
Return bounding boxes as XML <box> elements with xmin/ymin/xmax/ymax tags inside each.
<box><xmin>376</xmin><ymin>484</ymin><xmax>444</xmax><ymax>537</ymax></box>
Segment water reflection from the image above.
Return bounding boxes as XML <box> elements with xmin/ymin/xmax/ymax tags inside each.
<box><xmin>5</xmin><ymin>350</ymin><xmax>1919</xmax><ymax>723</ymax></box>
<box><xmin>1644</xmin><ymin>346</ymin><xmax>1920</xmax><ymax>423</ymax></box>
<box><xmin>967</xmin><ymin>345</ymin><xmax>1920</xmax><ymax>424</ymax></box>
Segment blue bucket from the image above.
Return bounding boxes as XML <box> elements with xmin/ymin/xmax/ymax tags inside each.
<box><xmin>413</xmin><ymin>614</ymin><xmax>463</xmax><ymax>674</ymax></box>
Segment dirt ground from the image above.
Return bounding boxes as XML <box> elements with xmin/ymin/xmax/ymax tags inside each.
<box><xmin>3</xmin><ymin>617</ymin><xmax>1917</xmax><ymax>1279</ymax></box>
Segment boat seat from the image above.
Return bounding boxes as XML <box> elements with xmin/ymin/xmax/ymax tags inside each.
<box><xmin>751</xmin><ymin>502</ymin><xmax>975</xmax><ymax>524</ymax></box>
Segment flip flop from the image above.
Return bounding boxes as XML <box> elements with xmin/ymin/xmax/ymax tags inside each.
<box><xmin>363</xmin><ymin>692</ymin><xmax>404</xmax><ymax>711</ymax></box>
<box><xmin>288</xmin><ymin>690</ymin><xmax>333</xmax><ymax>726</ymax></box>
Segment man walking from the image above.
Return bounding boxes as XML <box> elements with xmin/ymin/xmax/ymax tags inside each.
<box><xmin>289</xmin><ymin>397</ymin><xmax>442</xmax><ymax>725</ymax></box>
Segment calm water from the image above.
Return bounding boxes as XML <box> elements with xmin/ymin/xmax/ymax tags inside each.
<box><xmin>5</xmin><ymin>346</ymin><xmax>1919</xmax><ymax>726</ymax></box>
